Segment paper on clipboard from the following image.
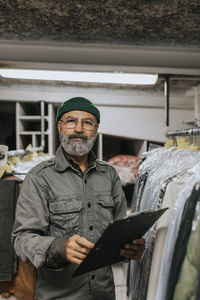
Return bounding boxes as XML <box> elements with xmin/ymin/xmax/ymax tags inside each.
<box><xmin>72</xmin><ymin>207</ymin><xmax>168</xmax><ymax>277</ymax></box>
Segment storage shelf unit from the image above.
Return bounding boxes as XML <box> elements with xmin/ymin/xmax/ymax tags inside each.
<box><xmin>19</xmin><ymin>116</ymin><xmax>49</xmax><ymax>121</ymax></box>
<box><xmin>16</xmin><ymin>101</ymin><xmax>56</xmax><ymax>155</ymax></box>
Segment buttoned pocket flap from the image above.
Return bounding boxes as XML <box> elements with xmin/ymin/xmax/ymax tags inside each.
<box><xmin>96</xmin><ymin>194</ymin><xmax>114</xmax><ymax>208</ymax></box>
<box><xmin>50</xmin><ymin>198</ymin><xmax>82</xmax><ymax>214</ymax></box>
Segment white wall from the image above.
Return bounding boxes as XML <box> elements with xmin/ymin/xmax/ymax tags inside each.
<box><xmin>0</xmin><ymin>83</ymin><xmax>194</xmax><ymax>143</ymax></box>
<box><xmin>98</xmin><ymin>106</ymin><xmax>193</xmax><ymax>143</ymax></box>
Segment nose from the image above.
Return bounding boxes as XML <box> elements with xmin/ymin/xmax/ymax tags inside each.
<box><xmin>75</xmin><ymin>120</ymin><xmax>84</xmax><ymax>132</ymax></box>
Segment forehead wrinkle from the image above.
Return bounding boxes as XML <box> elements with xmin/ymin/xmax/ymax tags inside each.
<box><xmin>64</xmin><ymin>116</ymin><xmax>94</xmax><ymax>121</ymax></box>
<box><xmin>61</xmin><ymin>110</ymin><xmax>97</xmax><ymax>121</ymax></box>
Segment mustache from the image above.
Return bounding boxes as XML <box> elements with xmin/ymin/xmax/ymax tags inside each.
<box><xmin>68</xmin><ymin>133</ymin><xmax>88</xmax><ymax>140</ymax></box>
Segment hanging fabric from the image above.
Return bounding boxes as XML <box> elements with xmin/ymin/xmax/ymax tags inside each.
<box><xmin>128</xmin><ymin>127</ymin><xmax>200</xmax><ymax>300</ymax></box>
<box><xmin>0</xmin><ymin>180</ymin><xmax>19</xmax><ymax>281</ymax></box>
<box><xmin>166</xmin><ymin>183</ymin><xmax>200</xmax><ymax>300</ymax></box>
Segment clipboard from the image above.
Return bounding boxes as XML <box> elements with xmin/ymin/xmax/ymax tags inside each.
<box><xmin>72</xmin><ymin>207</ymin><xmax>168</xmax><ymax>277</ymax></box>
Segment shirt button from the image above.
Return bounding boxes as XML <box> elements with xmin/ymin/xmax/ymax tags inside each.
<box><xmin>88</xmin><ymin>202</ymin><xmax>91</xmax><ymax>208</ymax></box>
<box><xmin>89</xmin><ymin>225</ymin><xmax>93</xmax><ymax>231</ymax></box>
<box><xmin>91</xmin><ymin>274</ymin><xmax>95</xmax><ymax>280</ymax></box>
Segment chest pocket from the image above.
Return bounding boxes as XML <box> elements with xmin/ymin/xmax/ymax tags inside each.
<box><xmin>95</xmin><ymin>193</ymin><xmax>114</xmax><ymax>235</ymax></box>
<box><xmin>49</xmin><ymin>195</ymin><xmax>82</xmax><ymax>238</ymax></box>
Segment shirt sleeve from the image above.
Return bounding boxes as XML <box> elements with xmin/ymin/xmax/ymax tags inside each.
<box><xmin>111</xmin><ymin>167</ymin><xmax>127</xmax><ymax>221</ymax></box>
<box><xmin>12</xmin><ymin>172</ymin><xmax>57</xmax><ymax>268</ymax></box>
<box><xmin>45</xmin><ymin>237</ymin><xmax>70</xmax><ymax>268</ymax></box>
<box><xmin>111</xmin><ymin>168</ymin><xmax>129</xmax><ymax>262</ymax></box>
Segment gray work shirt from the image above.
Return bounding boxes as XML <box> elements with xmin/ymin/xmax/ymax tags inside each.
<box><xmin>12</xmin><ymin>145</ymin><xmax>127</xmax><ymax>300</ymax></box>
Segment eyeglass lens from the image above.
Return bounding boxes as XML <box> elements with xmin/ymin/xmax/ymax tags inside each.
<box><xmin>61</xmin><ymin>118</ymin><xmax>96</xmax><ymax>130</ymax></box>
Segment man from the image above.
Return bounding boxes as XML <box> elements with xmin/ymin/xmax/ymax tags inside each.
<box><xmin>12</xmin><ymin>97</ymin><xmax>145</xmax><ymax>300</ymax></box>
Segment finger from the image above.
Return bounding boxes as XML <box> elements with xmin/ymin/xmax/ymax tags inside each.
<box><xmin>120</xmin><ymin>249</ymin><xmax>143</xmax><ymax>260</ymax></box>
<box><xmin>66</xmin><ymin>235</ymin><xmax>94</xmax><ymax>257</ymax></box>
<box><xmin>121</xmin><ymin>249</ymin><xmax>144</xmax><ymax>256</ymax></box>
<box><xmin>122</xmin><ymin>238</ymin><xmax>145</xmax><ymax>251</ymax></box>
<box><xmin>124</xmin><ymin>243</ymin><xmax>146</xmax><ymax>251</ymax></box>
<box><xmin>76</xmin><ymin>236</ymin><xmax>94</xmax><ymax>249</ymax></box>
<box><xmin>120</xmin><ymin>252</ymin><xmax>142</xmax><ymax>260</ymax></box>
<box><xmin>69</xmin><ymin>249</ymin><xmax>87</xmax><ymax>260</ymax></box>
<box><xmin>66</xmin><ymin>235</ymin><xmax>93</xmax><ymax>249</ymax></box>
<box><xmin>65</xmin><ymin>248</ymin><xmax>87</xmax><ymax>264</ymax></box>
<box><xmin>68</xmin><ymin>256</ymin><xmax>83</xmax><ymax>265</ymax></box>
<box><xmin>70</xmin><ymin>243</ymin><xmax>90</xmax><ymax>255</ymax></box>
<box><xmin>132</xmin><ymin>238</ymin><xmax>146</xmax><ymax>245</ymax></box>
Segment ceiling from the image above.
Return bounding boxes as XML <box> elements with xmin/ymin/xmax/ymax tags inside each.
<box><xmin>0</xmin><ymin>0</ymin><xmax>200</xmax><ymax>91</ymax></box>
<box><xmin>0</xmin><ymin>0</ymin><xmax>199</xmax><ymax>46</ymax></box>
<box><xmin>0</xmin><ymin>74</ymin><xmax>200</xmax><ymax>94</ymax></box>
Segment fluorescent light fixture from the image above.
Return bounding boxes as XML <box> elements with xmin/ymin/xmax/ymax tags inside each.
<box><xmin>0</xmin><ymin>68</ymin><xmax>158</xmax><ymax>85</ymax></box>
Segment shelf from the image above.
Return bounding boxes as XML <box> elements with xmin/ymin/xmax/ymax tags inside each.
<box><xmin>19</xmin><ymin>116</ymin><xmax>49</xmax><ymax>121</ymax></box>
<box><xmin>19</xmin><ymin>131</ymin><xmax>49</xmax><ymax>135</ymax></box>
<box><xmin>16</xmin><ymin>101</ymin><xmax>56</xmax><ymax>154</ymax></box>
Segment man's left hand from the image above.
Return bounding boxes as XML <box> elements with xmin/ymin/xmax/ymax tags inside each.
<box><xmin>120</xmin><ymin>238</ymin><xmax>145</xmax><ymax>260</ymax></box>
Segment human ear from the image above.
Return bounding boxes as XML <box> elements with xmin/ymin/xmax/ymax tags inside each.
<box><xmin>57</xmin><ymin>121</ymin><xmax>61</xmax><ymax>133</ymax></box>
<box><xmin>95</xmin><ymin>124</ymin><xmax>99</xmax><ymax>134</ymax></box>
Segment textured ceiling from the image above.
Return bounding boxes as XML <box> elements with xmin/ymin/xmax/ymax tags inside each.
<box><xmin>0</xmin><ymin>0</ymin><xmax>200</xmax><ymax>92</ymax></box>
<box><xmin>0</xmin><ymin>0</ymin><xmax>199</xmax><ymax>47</ymax></box>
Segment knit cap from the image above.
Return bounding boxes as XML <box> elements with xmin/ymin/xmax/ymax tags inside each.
<box><xmin>56</xmin><ymin>97</ymin><xmax>100</xmax><ymax>123</ymax></box>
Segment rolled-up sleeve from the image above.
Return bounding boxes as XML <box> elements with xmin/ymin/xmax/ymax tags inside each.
<box><xmin>12</xmin><ymin>172</ymin><xmax>55</xmax><ymax>268</ymax></box>
<box><xmin>111</xmin><ymin>169</ymin><xmax>127</xmax><ymax>221</ymax></box>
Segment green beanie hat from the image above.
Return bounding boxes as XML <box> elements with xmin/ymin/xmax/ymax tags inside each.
<box><xmin>56</xmin><ymin>97</ymin><xmax>100</xmax><ymax>123</ymax></box>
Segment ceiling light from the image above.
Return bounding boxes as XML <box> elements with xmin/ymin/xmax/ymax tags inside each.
<box><xmin>0</xmin><ymin>69</ymin><xmax>158</xmax><ymax>85</ymax></box>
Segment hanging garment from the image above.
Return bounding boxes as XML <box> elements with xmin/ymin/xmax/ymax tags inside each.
<box><xmin>194</xmin><ymin>256</ymin><xmax>200</xmax><ymax>300</ymax></box>
<box><xmin>129</xmin><ymin>176</ymin><xmax>174</xmax><ymax>300</ymax></box>
<box><xmin>128</xmin><ymin>149</ymin><xmax>182</xmax><ymax>300</ymax></box>
<box><xmin>0</xmin><ymin>180</ymin><xmax>19</xmax><ymax>281</ymax></box>
<box><xmin>128</xmin><ymin>148</ymin><xmax>170</xmax><ymax>300</ymax></box>
<box><xmin>146</xmin><ymin>176</ymin><xmax>185</xmax><ymax>300</ymax></box>
<box><xmin>0</xmin><ymin>177</ymin><xmax>36</xmax><ymax>300</ymax></box>
<box><xmin>132</xmin><ymin>172</ymin><xmax>148</xmax><ymax>213</ymax></box>
<box><xmin>127</xmin><ymin>172</ymin><xmax>148</xmax><ymax>297</ymax></box>
<box><xmin>155</xmin><ymin>164</ymin><xmax>200</xmax><ymax>300</ymax></box>
<box><xmin>9</xmin><ymin>258</ymin><xmax>36</xmax><ymax>300</ymax></box>
<box><xmin>128</xmin><ymin>147</ymin><xmax>200</xmax><ymax>300</ymax></box>
<box><xmin>169</xmin><ymin>186</ymin><xmax>200</xmax><ymax>300</ymax></box>
<box><xmin>0</xmin><ymin>258</ymin><xmax>36</xmax><ymax>300</ymax></box>
<box><xmin>166</xmin><ymin>183</ymin><xmax>200</xmax><ymax>300</ymax></box>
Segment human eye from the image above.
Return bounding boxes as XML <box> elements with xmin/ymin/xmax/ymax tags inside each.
<box><xmin>61</xmin><ymin>118</ymin><xmax>76</xmax><ymax>128</ymax></box>
<box><xmin>83</xmin><ymin>120</ymin><xmax>93</xmax><ymax>126</ymax></box>
<box><xmin>66</xmin><ymin>119</ymin><xmax>76</xmax><ymax>125</ymax></box>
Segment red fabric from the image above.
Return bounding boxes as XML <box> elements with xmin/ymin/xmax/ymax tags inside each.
<box><xmin>108</xmin><ymin>155</ymin><xmax>140</xmax><ymax>184</ymax></box>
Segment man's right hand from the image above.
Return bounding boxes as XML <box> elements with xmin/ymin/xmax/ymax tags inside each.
<box><xmin>65</xmin><ymin>235</ymin><xmax>94</xmax><ymax>265</ymax></box>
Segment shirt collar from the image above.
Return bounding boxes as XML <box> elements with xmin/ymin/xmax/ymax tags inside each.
<box><xmin>54</xmin><ymin>145</ymin><xmax>104</xmax><ymax>172</ymax></box>
<box><xmin>54</xmin><ymin>145</ymin><xmax>71</xmax><ymax>172</ymax></box>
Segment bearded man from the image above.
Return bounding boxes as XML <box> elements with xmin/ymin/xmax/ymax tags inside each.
<box><xmin>12</xmin><ymin>97</ymin><xmax>145</xmax><ymax>300</ymax></box>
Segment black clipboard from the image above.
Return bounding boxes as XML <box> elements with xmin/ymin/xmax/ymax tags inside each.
<box><xmin>72</xmin><ymin>207</ymin><xmax>168</xmax><ymax>277</ymax></box>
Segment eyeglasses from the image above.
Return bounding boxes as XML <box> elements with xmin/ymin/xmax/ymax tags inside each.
<box><xmin>60</xmin><ymin>118</ymin><xmax>97</xmax><ymax>131</ymax></box>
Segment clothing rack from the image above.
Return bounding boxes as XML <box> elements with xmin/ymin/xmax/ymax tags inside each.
<box><xmin>166</xmin><ymin>127</ymin><xmax>200</xmax><ymax>138</ymax></box>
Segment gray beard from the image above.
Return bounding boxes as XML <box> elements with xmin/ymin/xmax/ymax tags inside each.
<box><xmin>59</xmin><ymin>132</ymin><xmax>97</xmax><ymax>156</ymax></box>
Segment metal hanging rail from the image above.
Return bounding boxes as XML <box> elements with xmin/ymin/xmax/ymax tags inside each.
<box><xmin>166</xmin><ymin>127</ymin><xmax>200</xmax><ymax>138</ymax></box>
<box><xmin>40</xmin><ymin>101</ymin><xmax>45</xmax><ymax>150</ymax></box>
<box><xmin>164</xmin><ymin>75</ymin><xmax>170</xmax><ymax>127</ymax></box>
